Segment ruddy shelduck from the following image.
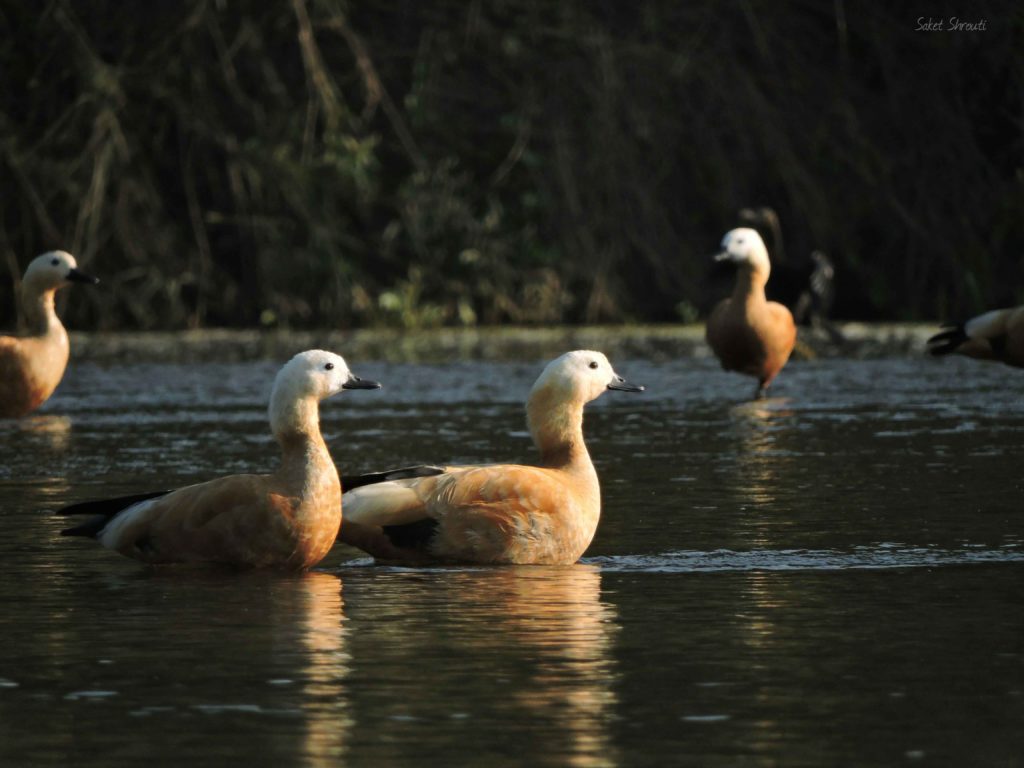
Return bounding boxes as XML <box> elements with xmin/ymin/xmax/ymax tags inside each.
<box><xmin>0</xmin><ymin>251</ymin><xmax>98</xmax><ymax>418</ymax></box>
<box><xmin>58</xmin><ymin>350</ymin><xmax>381</xmax><ymax>569</ymax></box>
<box><xmin>337</xmin><ymin>350</ymin><xmax>644</xmax><ymax>565</ymax></box>
<box><xmin>705</xmin><ymin>228</ymin><xmax>797</xmax><ymax>397</ymax></box>
<box><xmin>927</xmin><ymin>306</ymin><xmax>1024</xmax><ymax>368</ymax></box>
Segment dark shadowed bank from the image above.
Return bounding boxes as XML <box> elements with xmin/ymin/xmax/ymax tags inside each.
<box><xmin>67</xmin><ymin>324</ymin><xmax>935</xmax><ymax>363</ymax></box>
<box><xmin>1</xmin><ymin>1</ymin><xmax>1021</xmax><ymax>332</ymax></box>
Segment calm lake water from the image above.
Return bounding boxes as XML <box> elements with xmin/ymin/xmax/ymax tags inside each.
<box><xmin>1</xmin><ymin>353</ymin><xmax>1022</xmax><ymax>766</ymax></box>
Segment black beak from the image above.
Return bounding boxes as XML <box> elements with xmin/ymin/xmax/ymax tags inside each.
<box><xmin>67</xmin><ymin>268</ymin><xmax>99</xmax><ymax>285</ymax></box>
<box><xmin>712</xmin><ymin>250</ymin><xmax>731</xmax><ymax>263</ymax></box>
<box><xmin>607</xmin><ymin>375</ymin><xmax>644</xmax><ymax>393</ymax></box>
<box><xmin>342</xmin><ymin>375</ymin><xmax>382</xmax><ymax>390</ymax></box>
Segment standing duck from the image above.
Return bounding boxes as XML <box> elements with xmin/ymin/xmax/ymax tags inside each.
<box><xmin>927</xmin><ymin>307</ymin><xmax>1024</xmax><ymax>368</ymax></box>
<box><xmin>705</xmin><ymin>228</ymin><xmax>797</xmax><ymax>398</ymax></box>
<box><xmin>57</xmin><ymin>350</ymin><xmax>380</xmax><ymax>570</ymax></box>
<box><xmin>0</xmin><ymin>251</ymin><xmax>98</xmax><ymax>418</ymax></box>
<box><xmin>337</xmin><ymin>350</ymin><xmax>644</xmax><ymax>565</ymax></box>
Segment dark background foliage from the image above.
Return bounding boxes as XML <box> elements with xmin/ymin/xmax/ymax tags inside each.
<box><xmin>1</xmin><ymin>0</ymin><xmax>1021</xmax><ymax>330</ymax></box>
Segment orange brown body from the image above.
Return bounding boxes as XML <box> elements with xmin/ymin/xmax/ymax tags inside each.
<box><xmin>342</xmin><ymin>461</ymin><xmax>600</xmax><ymax>565</ymax></box>
<box><xmin>706</xmin><ymin>294</ymin><xmax>796</xmax><ymax>389</ymax></box>
<box><xmin>338</xmin><ymin>350</ymin><xmax>643</xmax><ymax>566</ymax></box>
<box><xmin>0</xmin><ymin>334</ymin><xmax>68</xmax><ymax>417</ymax></box>
<box><xmin>95</xmin><ymin>458</ymin><xmax>341</xmax><ymax>569</ymax></box>
<box><xmin>705</xmin><ymin>228</ymin><xmax>796</xmax><ymax>395</ymax></box>
<box><xmin>0</xmin><ymin>251</ymin><xmax>97</xmax><ymax>418</ymax></box>
<box><xmin>58</xmin><ymin>350</ymin><xmax>380</xmax><ymax>570</ymax></box>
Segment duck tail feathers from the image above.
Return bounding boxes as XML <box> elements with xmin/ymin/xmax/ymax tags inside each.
<box><xmin>56</xmin><ymin>490</ymin><xmax>170</xmax><ymax>538</ymax></box>
<box><xmin>926</xmin><ymin>323</ymin><xmax>968</xmax><ymax>356</ymax></box>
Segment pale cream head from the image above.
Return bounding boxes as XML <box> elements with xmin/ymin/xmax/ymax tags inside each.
<box><xmin>530</xmin><ymin>350</ymin><xmax>643</xmax><ymax>405</ymax></box>
<box><xmin>269</xmin><ymin>350</ymin><xmax>380</xmax><ymax>435</ymax></box>
<box><xmin>526</xmin><ymin>350</ymin><xmax>643</xmax><ymax>463</ymax></box>
<box><xmin>23</xmin><ymin>251</ymin><xmax>98</xmax><ymax>291</ymax></box>
<box><xmin>714</xmin><ymin>228</ymin><xmax>771</xmax><ymax>275</ymax></box>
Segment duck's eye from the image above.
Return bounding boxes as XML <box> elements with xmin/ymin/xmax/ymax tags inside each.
<box><xmin>735</xmin><ymin>239</ymin><xmax>745</xmax><ymax>246</ymax></box>
<box><xmin>50</xmin><ymin>258</ymin><xmax>59</xmax><ymax>266</ymax></box>
<box><xmin>589</xmin><ymin>361</ymin><xmax>599</xmax><ymax>369</ymax></box>
<box><xmin>324</xmin><ymin>363</ymin><xmax>334</xmax><ymax>371</ymax></box>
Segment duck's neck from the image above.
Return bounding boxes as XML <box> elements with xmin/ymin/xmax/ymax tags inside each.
<box><xmin>271</xmin><ymin>397</ymin><xmax>335</xmax><ymax>489</ymax></box>
<box><xmin>526</xmin><ymin>386</ymin><xmax>591</xmax><ymax>470</ymax></box>
<box><xmin>21</xmin><ymin>283</ymin><xmax>64</xmax><ymax>337</ymax></box>
<box><xmin>731</xmin><ymin>265</ymin><xmax>769</xmax><ymax>308</ymax></box>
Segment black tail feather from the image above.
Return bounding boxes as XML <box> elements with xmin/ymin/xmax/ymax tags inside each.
<box><xmin>56</xmin><ymin>490</ymin><xmax>171</xmax><ymax>516</ymax></box>
<box><xmin>927</xmin><ymin>324</ymin><xmax>968</xmax><ymax>356</ymax></box>
<box><xmin>341</xmin><ymin>465</ymin><xmax>445</xmax><ymax>491</ymax></box>
<box><xmin>61</xmin><ymin>516</ymin><xmax>115</xmax><ymax>539</ymax></box>
<box><xmin>56</xmin><ymin>490</ymin><xmax>171</xmax><ymax>538</ymax></box>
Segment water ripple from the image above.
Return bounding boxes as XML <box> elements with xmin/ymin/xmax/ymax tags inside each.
<box><xmin>585</xmin><ymin>544</ymin><xmax>1024</xmax><ymax>572</ymax></box>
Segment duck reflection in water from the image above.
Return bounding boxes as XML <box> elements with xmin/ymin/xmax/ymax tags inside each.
<box><xmin>499</xmin><ymin>567</ymin><xmax>620</xmax><ymax>768</ymax></box>
<box><xmin>727</xmin><ymin>399</ymin><xmax>798</xmax><ymax>548</ymax></box>
<box><xmin>294</xmin><ymin>572</ymin><xmax>352</xmax><ymax>768</ymax></box>
<box><xmin>725</xmin><ymin>404</ymin><xmax>801</xmax><ymax>738</ymax></box>
<box><xmin>1</xmin><ymin>415</ymin><xmax>73</xmax><ymax>506</ymax></box>
<box><xmin>342</xmin><ymin>564</ymin><xmax>619</xmax><ymax>768</ymax></box>
<box><xmin>3</xmin><ymin>413</ymin><xmax>73</xmax><ymax>451</ymax></box>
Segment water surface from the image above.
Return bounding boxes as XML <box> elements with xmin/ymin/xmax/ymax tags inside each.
<box><xmin>1</xmin><ymin>355</ymin><xmax>1022</xmax><ymax>766</ymax></box>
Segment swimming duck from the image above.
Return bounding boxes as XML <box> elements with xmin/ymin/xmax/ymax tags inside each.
<box><xmin>927</xmin><ymin>307</ymin><xmax>1024</xmax><ymax>368</ymax></box>
<box><xmin>337</xmin><ymin>350</ymin><xmax>643</xmax><ymax>565</ymax></box>
<box><xmin>705</xmin><ymin>228</ymin><xmax>796</xmax><ymax>397</ymax></box>
<box><xmin>58</xmin><ymin>350</ymin><xmax>380</xmax><ymax>569</ymax></box>
<box><xmin>0</xmin><ymin>251</ymin><xmax>98</xmax><ymax>418</ymax></box>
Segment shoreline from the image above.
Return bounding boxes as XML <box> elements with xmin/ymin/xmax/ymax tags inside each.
<box><xmin>67</xmin><ymin>323</ymin><xmax>938</xmax><ymax>363</ymax></box>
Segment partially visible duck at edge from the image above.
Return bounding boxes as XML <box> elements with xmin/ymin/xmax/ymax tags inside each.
<box><xmin>927</xmin><ymin>306</ymin><xmax>1024</xmax><ymax>368</ymax></box>
<box><xmin>705</xmin><ymin>228</ymin><xmax>797</xmax><ymax>398</ymax></box>
<box><xmin>0</xmin><ymin>251</ymin><xmax>98</xmax><ymax>418</ymax></box>
<box><xmin>57</xmin><ymin>350</ymin><xmax>381</xmax><ymax>570</ymax></box>
<box><xmin>337</xmin><ymin>350</ymin><xmax>644</xmax><ymax>566</ymax></box>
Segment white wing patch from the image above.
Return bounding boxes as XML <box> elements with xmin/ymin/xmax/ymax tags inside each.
<box><xmin>965</xmin><ymin>309</ymin><xmax>1010</xmax><ymax>340</ymax></box>
<box><xmin>342</xmin><ymin>479</ymin><xmax>429</xmax><ymax>526</ymax></box>
<box><xmin>97</xmin><ymin>497</ymin><xmax>162</xmax><ymax>550</ymax></box>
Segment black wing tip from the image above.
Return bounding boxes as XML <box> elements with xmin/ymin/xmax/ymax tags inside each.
<box><xmin>60</xmin><ymin>517</ymin><xmax>107</xmax><ymax>538</ymax></box>
<box><xmin>54</xmin><ymin>490</ymin><xmax>171</xmax><ymax>517</ymax></box>
<box><xmin>56</xmin><ymin>490</ymin><xmax>172</xmax><ymax>539</ymax></box>
<box><xmin>384</xmin><ymin>465</ymin><xmax>446</xmax><ymax>481</ymax></box>
<box><xmin>926</xmin><ymin>323</ymin><xmax>968</xmax><ymax>356</ymax></box>
<box><xmin>341</xmin><ymin>465</ymin><xmax>446</xmax><ymax>490</ymax></box>
<box><xmin>55</xmin><ymin>500</ymin><xmax>99</xmax><ymax>517</ymax></box>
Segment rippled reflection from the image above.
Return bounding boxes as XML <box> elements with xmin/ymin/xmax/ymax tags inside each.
<box><xmin>13</xmin><ymin>414</ymin><xmax>73</xmax><ymax>443</ymax></box>
<box><xmin>0</xmin><ymin>415</ymin><xmax>73</xmax><ymax>479</ymax></box>
<box><xmin>486</xmin><ymin>566</ymin><xmax>619</xmax><ymax>768</ymax></box>
<box><xmin>296</xmin><ymin>572</ymin><xmax>352</xmax><ymax>768</ymax></box>
<box><xmin>341</xmin><ymin>564</ymin><xmax>620</xmax><ymax>768</ymax></box>
<box><xmin>725</xmin><ymin>401</ymin><xmax>797</xmax><ymax>717</ymax></box>
<box><xmin>4</xmin><ymin>357</ymin><xmax>1024</xmax><ymax>767</ymax></box>
<box><xmin>726</xmin><ymin>398</ymin><xmax>797</xmax><ymax>545</ymax></box>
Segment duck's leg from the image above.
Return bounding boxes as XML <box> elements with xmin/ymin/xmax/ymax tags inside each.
<box><xmin>755</xmin><ymin>381</ymin><xmax>768</xmax><ymax>399</ymax></box>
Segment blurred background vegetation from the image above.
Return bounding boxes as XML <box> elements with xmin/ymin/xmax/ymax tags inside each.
<box><xmin>1</xmin><ymin>0</ymin><xmax>1021</xmax><ymax>331</ymax></box>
